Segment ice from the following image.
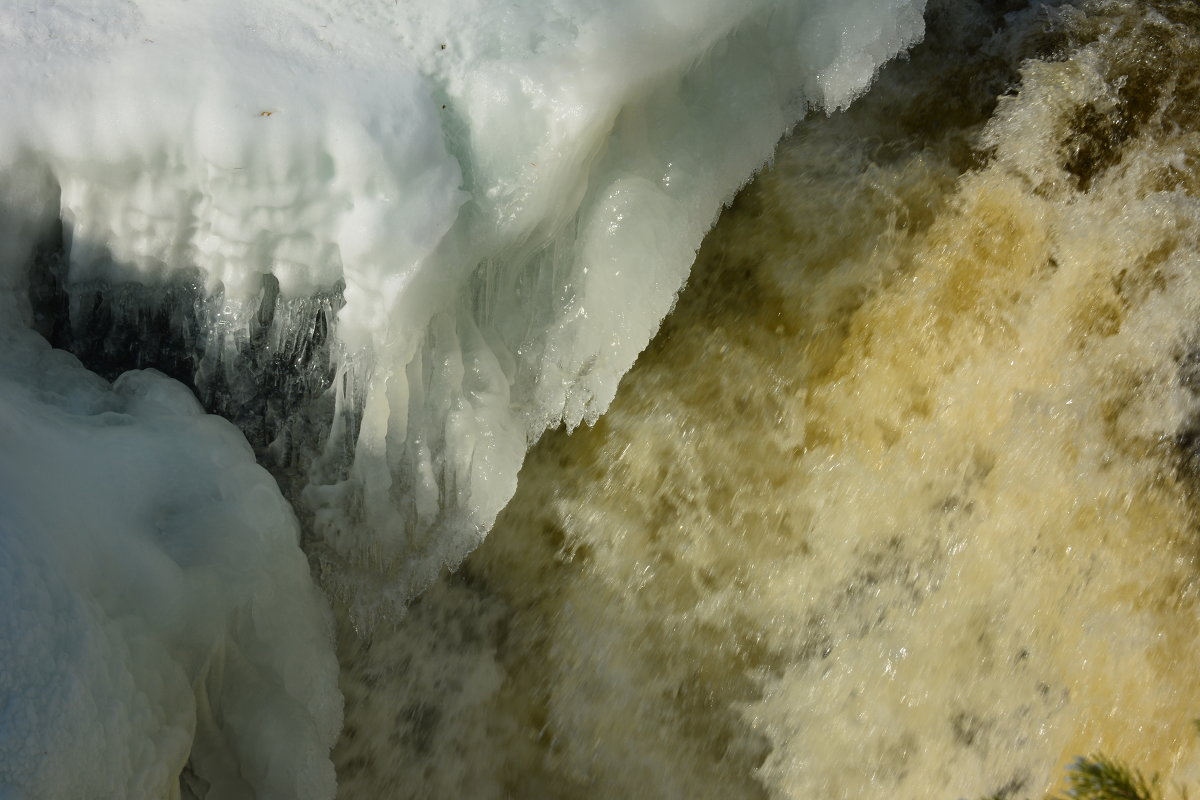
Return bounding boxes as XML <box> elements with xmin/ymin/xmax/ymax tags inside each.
<box><xmin>0</xmin><ymin>1</ymin><xmax>928</xmax><ymax>618</ymax></box>
<box><xmin>0</xmin><ymin>0</ymin><xmax>930</xmax><ymax>794</ymax></box>
<box><xmin>0</xmin><ymin>0</ymin><xmax>930</xmax><ymax>789</ymax></box>
<box><xmin>0</xmin><ymin>325</ymin><xmax>341</xmax><ymax>798</ymax></box>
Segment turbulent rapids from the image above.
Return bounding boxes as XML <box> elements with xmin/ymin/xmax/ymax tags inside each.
<box><xmin>337</xmin><ymin>2</ymin><xmax>1200</xmax><ymax>798</ymax></box>
<box><xmin>5</xmin><ymin>0</ymin><xmax>1200</xmax><ymax>798</ymax></box>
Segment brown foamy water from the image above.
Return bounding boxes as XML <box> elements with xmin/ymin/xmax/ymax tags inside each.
<box><xmin>335</xmin><ymin>2</ymin><xmax>1200</xmax><ymax>797</ymax></box>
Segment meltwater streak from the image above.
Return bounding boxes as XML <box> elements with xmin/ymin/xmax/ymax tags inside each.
<box><xmin>336</xmin><ymin>1</ymin><xmax>1200</xmax><ymax>797</ymax></box>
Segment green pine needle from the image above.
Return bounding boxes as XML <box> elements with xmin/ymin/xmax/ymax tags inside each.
<box><xmin>1053</xmin><ymin>755</ymin><xmax>1162</xmax><ymax>800</ymax></box>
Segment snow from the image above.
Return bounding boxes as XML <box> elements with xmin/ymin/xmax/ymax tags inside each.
<box><xmin>0</xmin><ymin>0</ymin><xmax>926</xmax><ymax>794</ymax></box>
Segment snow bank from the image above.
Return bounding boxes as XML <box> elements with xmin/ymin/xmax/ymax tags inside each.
<box><xmin>0</xmin><ymin>0</ymin><xmax>928</xmax><ymax>615</ymax></box>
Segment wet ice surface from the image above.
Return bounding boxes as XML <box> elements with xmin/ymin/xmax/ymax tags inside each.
<box><xmin>0</xmin><ymin>0</ymin><xmax>928</xmax><ymax>796</ymax></box>
<box><xmin>334</xmin><ymin>2</ymin><xmax>1200</xmax><ymax>797</ymax></box>
<box><xmin>0</xmin><ymin>0</ymin><xmax>928</xmax><ymax>616</ymax></box>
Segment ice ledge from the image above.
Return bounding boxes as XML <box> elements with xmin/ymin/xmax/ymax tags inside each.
<box><xmin>0</xmin><ymin>0</ymin><xmax>927</xmax><ymax>618</ymax></box>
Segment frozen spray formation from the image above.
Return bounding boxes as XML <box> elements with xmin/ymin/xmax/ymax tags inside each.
<box><xmin>0</xmin><ymin>0</ymin><xmax>928</xmax><ymax>797</ymax></box>
<box><xmin>0</xmin><ymin>0</ymin><xmax>926</xmax><ymax>615</ymax></box>
<box><xmin>333</xmin><ymin>1</ymin><xmax>1200</xmax><ymax>797</ymax></box>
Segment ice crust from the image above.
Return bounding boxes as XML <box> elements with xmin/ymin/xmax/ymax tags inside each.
<box><xmin>0</xmin><ymin>0</ymin><xmax>927</xmax><ymax>615</ymax></box>
<box><xmin>0</xmin><ymin>325</ymin><xmax>341</xmax><ymax>799</ymax></box>
<box><xmin>0</xmin><ymin>1</ymin><xmax>924</xmax><ymax>792</ymax></box>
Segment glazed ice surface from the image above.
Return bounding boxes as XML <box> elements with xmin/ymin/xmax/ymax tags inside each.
<box><xmin>0</xmin><ymin>0</ymin><xmax>924</xmax><ymax>795</ymax></box>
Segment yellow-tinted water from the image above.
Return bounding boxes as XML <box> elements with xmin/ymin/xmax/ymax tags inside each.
<box><xmin>336</xmin><ymin>2</ymin><xmax>1200</xmax><ymax>797</ymax></box>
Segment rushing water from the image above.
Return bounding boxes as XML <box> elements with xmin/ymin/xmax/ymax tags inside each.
<box><xmin>333</xmin><ymin>1</ymin><xmax>1200</xmax><ymax>797</ymax></box>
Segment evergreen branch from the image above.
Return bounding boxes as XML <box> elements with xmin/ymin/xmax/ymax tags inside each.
<box><xmin>1052</xmin><ymin>755</ymin><xmax>1162</xmax><ymax>800</ymax></box>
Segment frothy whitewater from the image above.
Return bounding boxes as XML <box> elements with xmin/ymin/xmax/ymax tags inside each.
<box><xmin>336</xmin><ymin>2</ymin><xmax>1200</xmax><ymax>797</ymax></box>
<box><xmin>4</xmin><ymin>0</ymin><xmax>1200</xmax><ymax>797</ymax></box>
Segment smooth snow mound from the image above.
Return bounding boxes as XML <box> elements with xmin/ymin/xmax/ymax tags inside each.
<box><xmin>0</xmin><ymin>326</ymin><xmax>341</xmax><ymax>799</ymax></box>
